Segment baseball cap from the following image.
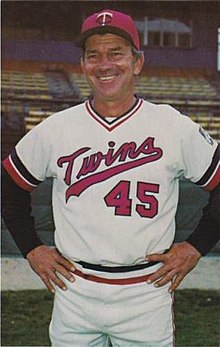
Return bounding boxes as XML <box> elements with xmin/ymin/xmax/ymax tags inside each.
<box><xmin>76</xmin><ymin>9</ymin><xmax>140</xmax><ymax>50</ymax></box>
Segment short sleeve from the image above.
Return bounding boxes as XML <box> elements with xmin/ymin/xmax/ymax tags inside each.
<box><xmin>176</xmin><ymin>115</ymin><xmax>219</xmax><ymax>191</ymax></box>
<box><xmin>3</xmin><ymin>122</ymin><xmax>52</xmax><ymax>192</ymax></box>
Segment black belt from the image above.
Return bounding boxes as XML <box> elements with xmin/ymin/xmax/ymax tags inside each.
<box><xmin>76</xmin><ymin>260</ymin><xmax>159</xmax><ymax>273</ymax></box>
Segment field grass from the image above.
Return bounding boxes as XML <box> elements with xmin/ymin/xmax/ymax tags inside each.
<box><xmin>1</xmin><ymin>289</ymin><xmax>220</xmax><ymax>346</ymax></box>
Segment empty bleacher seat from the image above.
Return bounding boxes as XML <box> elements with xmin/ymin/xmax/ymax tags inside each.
<box><xmin>69</xmin><ymin>73</ymin><xmax>91</xmax><ymax>99</ymax></box>
<box><xmin>135</xmin><ymin>75</ymin><xmax>219</xmax><ymax>102</ymax></box>
<box><xmin>25</xmin><ymin>110</ymin><xmax>53</xmax><ymax>131</ymax></box>
<box><xmin>44</xmin><ymin>72</ymin><xmax>80</xmax><ymax>99</ymax></box>
<box><xmin>2</xmin><ymin>70</ymin><xmax>52</xmax><ymax>100</ymax></box>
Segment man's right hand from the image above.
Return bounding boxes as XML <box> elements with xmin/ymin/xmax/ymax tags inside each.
<box><xmin>26</xmin><ymin>245</ymin><xmax>76</xmax><ymax>293</ymax></box>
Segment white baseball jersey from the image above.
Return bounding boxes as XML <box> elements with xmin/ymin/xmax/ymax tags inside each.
<box><xmin>4</xmin><ymin>98</ymin><xmax>219</xmax><ymax>266</ymax></box>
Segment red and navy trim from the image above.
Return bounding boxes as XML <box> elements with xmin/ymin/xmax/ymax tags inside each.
<box><xmin>86</xmin><ymin>97</ymin><xmax>143</xmax><ymax>132</ymax></box>
<box><xmin>3</xmin><ymin>149</ymin><xmax>42</xmax><ymax>192</ymax></box>
<box><xmin>195</xmin><ymin>144</ymin><xmax>220</xmax><ymax>191</ymax></box>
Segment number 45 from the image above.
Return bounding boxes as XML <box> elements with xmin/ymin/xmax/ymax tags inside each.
<box><xmin>104</xmin><ymin>180</ymin><xmax>159</xmax><ymax>218</ymax></box>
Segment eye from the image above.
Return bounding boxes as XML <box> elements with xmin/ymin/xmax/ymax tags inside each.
<box><xmin>110</xmin><ymin>51</ymin><xmax>125</xmax><ymax>61</ymax></box>
<box><xmin>112</xmin><ymin>51</ymin><xmax>123</xmax><ymax>57</ymax></box>
<box><xmin>86</xmin><ymin>53</ymin><xmax>99</xmax><ymax>61</ymax></box>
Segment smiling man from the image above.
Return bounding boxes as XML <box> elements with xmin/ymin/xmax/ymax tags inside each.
<box><xmin>81</xmin><ymin>34</ymin><xmax>144</xmax><ymax>107</ymax></box>
<box><xmin>2</xmin><ymin>9</ymin><xmax>220</xmax><ymax>347</ymax></box>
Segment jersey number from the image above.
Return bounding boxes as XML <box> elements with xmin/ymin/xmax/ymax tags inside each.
<box><xmin>104</xmin><ymin>180</ymin><xmax>159</xmax><ymax>218</ymax></box>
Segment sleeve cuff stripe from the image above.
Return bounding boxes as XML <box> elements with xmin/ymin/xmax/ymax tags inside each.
<box><xmin>3</xmin><ymin>156</ymin><xmax>39</xmax><ymax>192</ymax></box>
<box><xmin>201</xmin><ymin>165</ymin><xmax>220</xmax><ymax>192</ymax></box>
<box><xmin>11</xmin><ymin>149</ymin><xmax>42</xmax><ymax>186</ymax></box>
<box><xmin>195</xmin><ymin>145</ymin><xmax>220</xmax><ymax>189</ymax></box>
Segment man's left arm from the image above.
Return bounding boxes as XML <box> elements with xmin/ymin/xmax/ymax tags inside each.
<box><xmin>146</xmin><ymin>184</ymin><xmax>220</xmax><ymax>292</ymax></box>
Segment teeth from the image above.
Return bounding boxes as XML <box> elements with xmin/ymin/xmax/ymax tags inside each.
<box><xmin>99</xmin><ymin>75</ymin><xmax>115</xmax><ymax>81</ymax></box>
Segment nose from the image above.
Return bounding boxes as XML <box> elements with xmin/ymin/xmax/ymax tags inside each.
<box><xmin>96</xmin><ymin>54</ymin><xmax>114</xmax><ymax>74</ymax></box>
<box><xmin>98</xmin><ymin>53</ymin><xmax>113</xmax><ymax>65</ymax></box>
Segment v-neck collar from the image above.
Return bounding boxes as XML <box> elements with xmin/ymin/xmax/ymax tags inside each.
<box><xmin>85</xmin><ymin>97</ymin><xmax>143</xmax><ymax>132</ymax></box>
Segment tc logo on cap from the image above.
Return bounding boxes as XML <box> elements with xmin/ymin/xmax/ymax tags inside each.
<box><xmin>96</xmin><ymin>11</ymin><xmax>113</xmax><ymax>26</ymax></box>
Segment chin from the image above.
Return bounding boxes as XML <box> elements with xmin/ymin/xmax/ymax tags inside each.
<box><xmin>99</xmin><ymin>88</ymin><xmax>122</xmax><ymax>99</ymax></box>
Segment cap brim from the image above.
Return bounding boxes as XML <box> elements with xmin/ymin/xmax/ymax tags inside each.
<box><xmin>75</xmin><ymin>26</ymin><xmax>135</xmax><ymax>48</ymax></box>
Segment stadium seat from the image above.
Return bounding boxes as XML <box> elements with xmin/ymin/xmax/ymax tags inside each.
<box><xmin>2</xmin><ymin>65</ymin><xmax>220</xmax><ymax>143</ymax></box>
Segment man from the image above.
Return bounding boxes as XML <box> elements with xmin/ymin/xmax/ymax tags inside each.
<box><xmin>2</xmin><ymin>9</ymin><xmax>220</xmax><ymax>347</ymax></box>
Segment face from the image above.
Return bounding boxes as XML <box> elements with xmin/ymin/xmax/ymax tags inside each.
<box><xmin>81</xmin><ymin>33</ymin><xmax>144</xmax><ymax>103</ymax></box>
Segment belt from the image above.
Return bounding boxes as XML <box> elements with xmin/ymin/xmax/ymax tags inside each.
<box><xmin>76</xmin><ymin>260</ymin><xmax>159</xmax><ymax>273</ymax></box>
<box><xmin>73</xmin><ymin>260</ymin><xmax>159</xmax><ymax>285</ymax></box>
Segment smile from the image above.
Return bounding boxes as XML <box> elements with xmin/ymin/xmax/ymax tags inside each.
<box><xmin>98</xmin><ymin>75</ymin><xmax>117</xmax><ymax>82</ymax></box>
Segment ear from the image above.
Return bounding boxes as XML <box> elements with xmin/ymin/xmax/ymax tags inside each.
<box><xmin>80</xmin><ymin>57</ymin><xmax>85</xmax><ymax>74</ymax></box>
<box><xmin>134</xmin><ymin>53</ymin><xmax>145</xmax><ymax>76</ymax></box>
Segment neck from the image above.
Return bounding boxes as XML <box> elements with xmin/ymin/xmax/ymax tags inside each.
<box><xmin>92</xmin><ymin>95</ymin><xmax>137</xmax><ymax>118</ymax></box>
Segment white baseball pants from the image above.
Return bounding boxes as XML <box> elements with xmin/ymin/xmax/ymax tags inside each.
<box><xmin>49</xmin><ymin>263</ymin><xmax>174</xmax><ymax>346</ymax></box>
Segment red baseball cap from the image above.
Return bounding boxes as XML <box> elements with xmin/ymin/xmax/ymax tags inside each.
<box><xmin>76</xmin><ymin>9</ymin><xmax>140</xmax><ymax>50</ymax></box>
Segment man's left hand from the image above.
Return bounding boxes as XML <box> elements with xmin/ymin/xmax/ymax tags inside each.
<box><xmin>146</xmin><ymin>242</ymin><xmax>201</xmax><ymax>292</ymax></box>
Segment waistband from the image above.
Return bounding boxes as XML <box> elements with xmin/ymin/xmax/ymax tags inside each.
<box><xmin>75</xmin><ymin>260</ymin><xmax>159</xmax><ymax>273</ymax></box>
<box><xmin>73</xmin><ymin>260</ymin><xmax>161</xmax><ymax>285</ymax></box>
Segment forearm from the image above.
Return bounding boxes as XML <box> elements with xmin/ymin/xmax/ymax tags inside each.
<box><xmin>1</xmin><ymin>165</ymin><xmax>43</xmax><ymax>257</ymax></box>
<box><xmin>187</xmin><ymin>184</ymin><xmax>220</xmax><ymax>256</ymax></box>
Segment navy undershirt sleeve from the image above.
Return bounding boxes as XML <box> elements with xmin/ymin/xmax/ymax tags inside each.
<box><xmin>187</xmin><ymin>184</ymin><xmax>220</xmax><ymax>255</ymax></box>
<box><xmin>1</xmin><ymin>165</ymin><xmax>43</xmax><ymax>258</ymax></box>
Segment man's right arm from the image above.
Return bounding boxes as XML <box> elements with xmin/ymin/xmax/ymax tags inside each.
<box><xmin>1</xmin><ymin>165</ymin><xmax>43</xmax><ymax>257</ymax></box>
<box><xmin>1</xmin><ymin>165</ymin><xmax>75</xmax><ymax>292</ymax></box>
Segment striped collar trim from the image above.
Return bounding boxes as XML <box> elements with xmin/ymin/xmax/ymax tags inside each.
<box><xmin>85</xmin><ymin>97</ymin><xmax>143</xmax><ymax>132</ymax></box>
